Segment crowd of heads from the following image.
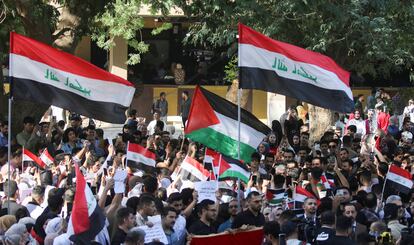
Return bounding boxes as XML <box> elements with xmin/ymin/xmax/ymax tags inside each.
<box><xmin>0</xmin><ymin>88</ymin><xmax>412</xmax><ymax>244</ymax></box>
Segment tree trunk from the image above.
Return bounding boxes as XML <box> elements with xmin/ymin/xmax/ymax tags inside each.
<box><xmin>308</xmin><ymin>104</ymin><xmax>335</xmax><ymax>144</ymax></box>
<box><xmin>225</xmin><ymin>79</ymin><xmax>249</xmax><ymax>109</ymax></box>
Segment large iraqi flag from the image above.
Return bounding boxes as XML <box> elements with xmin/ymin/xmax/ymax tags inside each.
<box><xmin>238</xmin><ymin>23</ymin><xmax>354</xmax><ymax>113</ymax></box>
<box><xmin>185</xmin><ymin>86</ymin><xmax>271</xmax><ymax>163</ymax></box>
<box><xmin>9</xmin><ymin>32</ymin><xmax>135</xmax><ymax>123</ymax></box>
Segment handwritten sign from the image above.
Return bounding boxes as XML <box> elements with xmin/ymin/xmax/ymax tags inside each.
<box><xmin>138</xmin><ymin>224</ymin><xmax>168</xmax><ymax>244</ymax></box>
<box><xmin>113</xmin><ymin>169</ymin><xmax>128</xmax><ymax>194</ymax></box>
<box><xmin>194</xmin><ymin>181</ymin><xmax>217</xmax><ymax>203</ymax></box>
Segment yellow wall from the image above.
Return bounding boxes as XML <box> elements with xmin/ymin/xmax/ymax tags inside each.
<box><xmin>153</xmin><ymin>87</ymin><xmax>178</xmax><ymax>116</ymax></box>
<box><xmin>252</xmin><ymin>90</ymin><xmax>267</xmax><ymax>119</ymax></box>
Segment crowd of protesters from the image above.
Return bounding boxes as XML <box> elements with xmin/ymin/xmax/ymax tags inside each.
<box><xmin>0</xmin><ymin>88</ymin><xmax>413</xmax><ymax>245</ymax></box>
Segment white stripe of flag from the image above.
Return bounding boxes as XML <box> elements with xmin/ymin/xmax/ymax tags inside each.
<box><xmin>127</xmin><ymin>142</ymin><xmax>156</xmax><ymax>167</ymax></box>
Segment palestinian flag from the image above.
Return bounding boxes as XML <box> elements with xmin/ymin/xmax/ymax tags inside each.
<box><xmin>185</xmin><ymin>86</ymin><xmax>271</xmax><ymax>163</ymax></box>
<box><xmin>9</xmin><ymin>32</ymin><xmax>135</xmax><ymax>123</ymax></box>
<box><xmin>238</xmin><ymin>23</ymin><xmax>353</xmax><ymax>113</ymax></box>
<box><xmin>266</xmin><ymin>188</ymin><xmax>287</xmax><ymax>206</ymax></box>
<box><xmin>39</xmin><ymin>148</ymin><xmax>54</xmax><ymax>167</ymax></box>
<box><xmin>204</xmin><ymin>148</ymin><xmax>251</xmax><ymax>183</ymax></box>
<box><xmin>180</xmin><ymin>156</ymin><xmax>210</xmax><ymax>181</ymax></box>
<box><xmin>23</xmin><ymin>148</ymin><xmax>46</xmax><ymax>170</ymax></box>
<box><xmin>67</xmin><ymin>164</ymin><xmax>106</xmax><ymax>244</ymax></box>
<box><xmin>126</xmin><ymin>142</ymin><xmax>156</xmax><ymax>172</ymax></box>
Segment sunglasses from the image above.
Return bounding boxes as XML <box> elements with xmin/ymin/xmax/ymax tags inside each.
<box><xmin>229</xmin><ymin>205</ymin><xmax>238</xmax><ymax>208</ymax></box>
<box><xmin>329</xmin><ymin>145</ymin><xmax>337</xmax><ymax>148</ymax></box>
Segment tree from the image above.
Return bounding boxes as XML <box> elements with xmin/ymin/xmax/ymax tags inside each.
<box><xmin>175</xmin><ymin>0</ymin><xmax>414</xmax><ymax>141</ymax></box>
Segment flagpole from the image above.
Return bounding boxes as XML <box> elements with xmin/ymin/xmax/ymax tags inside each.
<box><xmin>237</xmin><ymin>30</ymin><xmax>242</xmax><ymax>212</ymax></box>
<box><xmin>217</xmin><ymin>153</ymin><xmax>222</xmax><ymax>189</ymax></box>
<box><xmin>7</xmin><ymin>97</ymin><xmax>12</xmax><ymax>214</ymax></box>
<box><xmin>379</xmin><ymin>173</ymin><xmax>388</xmax><ymax>208</ymax></box>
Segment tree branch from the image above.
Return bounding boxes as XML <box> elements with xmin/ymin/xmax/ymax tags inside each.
<box><xmin>52</xmin><ymin>27</ymin><xmax>73</xmax><ymax>41</ymax></box>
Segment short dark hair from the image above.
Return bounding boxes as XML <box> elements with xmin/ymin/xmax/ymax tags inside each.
<box><xmin>128</xmin><ymin>109</ymin><xmax>137</xmax><ymax>117</ymax></box>
<box><xmin>320</xmin><ymin>211</ymin><xmax>335</xmax><ymax>226</ymax></box>
<box><xmin>250</xmin><ymin>152</ymin><xmax>261</xmax><ymax>162</ymax></box>
<box><xmin>139</xmin><ymin>194</ymin><xmax>155</xmax><ymax>210</ymax></box>
<box><xmin>47</xmin><ymin>188</ymin><xmax>64</xmax><ymax>213</ymax></box>
<box><xmin>335</xmin><ymin>215</ymin><xmax>353</xmax><ymax>232</ymax></box>
<box><xmin>384</xmin><ymin>203</ymin><xmax>399</xmax><ymax>221</ymax></box>
<box><xmin>199</xmin><ymin>199</ymin><xmax>215</xmax><ymax>212</ymax></box>
<box><xmin>23</xmin><ymin>116</ymin><xmax>35</xmax><ymax>124</ymax></box>
<box><xmin>284</xmin><ymin>149</ymin><xmax>295</xmax><ymax>156</ymax></box>
<box><xmin>162</xmin><ymin>207</ymin><xmax>177</xmax><ymax>217</ymax></box>
<box><xmin>273</xmin><ymin>174</ymin><xmax>285</xmax><ymax>187</ymax></box>
<box><xmin>182</xmin><ymin>91</ymin><xmax>189</xmax><ymax>96</ymax></box>
<box><xmin>246</xmin><ymin>191</ymin><xmax>261</xmax><ymax>201</ymax></box>
<box><xmin>116</xmin><ymin>207</ymin><xmax>134</xmax><ymax>225</ymax></box>
<box><xmin>160</xmin><ymin>92</ymin><xmax>166</xmax><ymax>97</ymax></box>
<box><xmin>3</xmin><ymin>180</ymin><xmax>18</xmax><ymax>197</ymax></box>
<box><xmin>167</xmin><ymin>192</ymin><xmax>183</xmax><ymax>204</ymax></box>
<box><xmin>143</xmin><ymin>175</ymin><xmax>158</xmax><ymax>194</ymax></box>
<box><xmin>264</xmin><ymin>221</ymin><xmax>280</xmax><ymax>238</ymax></box>
<box><xmin>347</xmin><ymin>125</ymin><xmax>357</xmax><ymax>133</ymax></box>
<box><xmin>126</xmin><ymin>196</ymin><xmax>140</xmax><ymax>213</ymax></box>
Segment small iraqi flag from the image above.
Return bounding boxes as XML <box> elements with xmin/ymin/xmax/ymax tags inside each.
<box><xmin>39</xmin><ymin>148</ymin><xmax>54</xmax><ymax>167</ymax></box>
<box><xmin>294</xmin><ymin>185</ymin><xmax>319</xmax><ymax>208</ymax></box>
<box><xmin>9</xmin><ymin>32</ymin><xmax>135</xmax><ymax>123</ymax></box>
<box><xmin>386</xmin><ymin>165</ymin><xmax>413</xmax><ymax>194</ymax></box>
<box><xmin>126</xmin><ymin>142</ymin><xmax>157</xmax><ymax>172</ymax></box>
<box><xmin>23</xmin><ymin>148</ymin><xmax>46</xmax><ymax>169</ymax></box>
<box><xmin>180</xmin><ymin>156</ymin><xmax>210</xmax><ymax>181</ymax></box>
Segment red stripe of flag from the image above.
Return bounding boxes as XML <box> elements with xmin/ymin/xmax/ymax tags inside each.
<box><xmin>127</xmin><ymin>142</ymin><xmax>156</xmax><ymax>160</ymax></box>
<box><xmin>238</xmin><ymin>23</ymin><xmax>350</xmax><ymax>87</ymax></box>
<box><xmin>182</xmin><ymin>156</ymin><xmax>210</xmax><ymax>179</ymax></box>
<box><xmin>389</xmin><ymin>165</ymin><xmax>412</xmax><ymax>180</ymax></box>
<box><xmin>10</xmin><ymin>32</ymin><xmax>133</xmax><ymax>87</ymax></box>
<box><xmin>23</xmin><ymin>149</ymin><xmax>46</xmax><ymax>169</ymax></box>
<box><xmin>72</xmin><ymin>164</ymin><xmax>90</xmax><ymax>234</ymax></box>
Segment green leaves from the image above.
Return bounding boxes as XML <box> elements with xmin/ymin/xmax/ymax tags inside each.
<box><xmin>91</xmin><ymin>0</ymin><xmax>173</xmax><ymax>65</ymax></box>
<box><xmin>175</xmin><ymin>0</ymin><xmax>414</xmax><ymax>80</ymax></box>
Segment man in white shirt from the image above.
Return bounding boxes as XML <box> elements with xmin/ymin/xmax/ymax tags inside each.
<box><xmin>347</xmin><ymin>110</ymin><xmax>366</xmax><ymax>136</ymax></box>
<box><xmin>147</xmin><ymin>112</ymin><xmax>162</xmax><ymax>136</ymax></box>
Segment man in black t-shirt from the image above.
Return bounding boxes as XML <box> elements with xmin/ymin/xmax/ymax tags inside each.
<box><xmin>188</xmin><ymin>199</ymin><xmax>217</xmax><ymax>235</ymax></box>
<box><xmin>112</xmin><ymin>207</ymin><xmax>136</xmax><ymax>245</ymax></box>
<box><xmin>325</xmin><ymin>215</ymin><xmax>356</xmax><ymax>245</ymax></box>
<box><xmin>232</xmin><ymin>191</ymin><xmax>265</xmax><ymax>229</ymax></box>
<box><xmin>316</xmin><ymin>211</ymin><xmax>336</xmax><ymax>245</ymax></box>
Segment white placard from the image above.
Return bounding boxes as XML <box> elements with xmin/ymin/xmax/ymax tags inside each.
<box><xmin>194</xmin><ymin>181</ymin><xmax>217</xmax><ymax>203</ymax></box>
<box><xmin>113</xmin><ymin>169</ymin><xmax>128</xmax><ymax>194</ymax></box>
<box><xmin>138</xmin><ymin>224</ymin><xmax>168</xmax><ymax>244</ymax></box>
<box><xmin>147</xmin><ymin>215</ymin><xmax>162</xmax><ymax>226</ymax></box>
